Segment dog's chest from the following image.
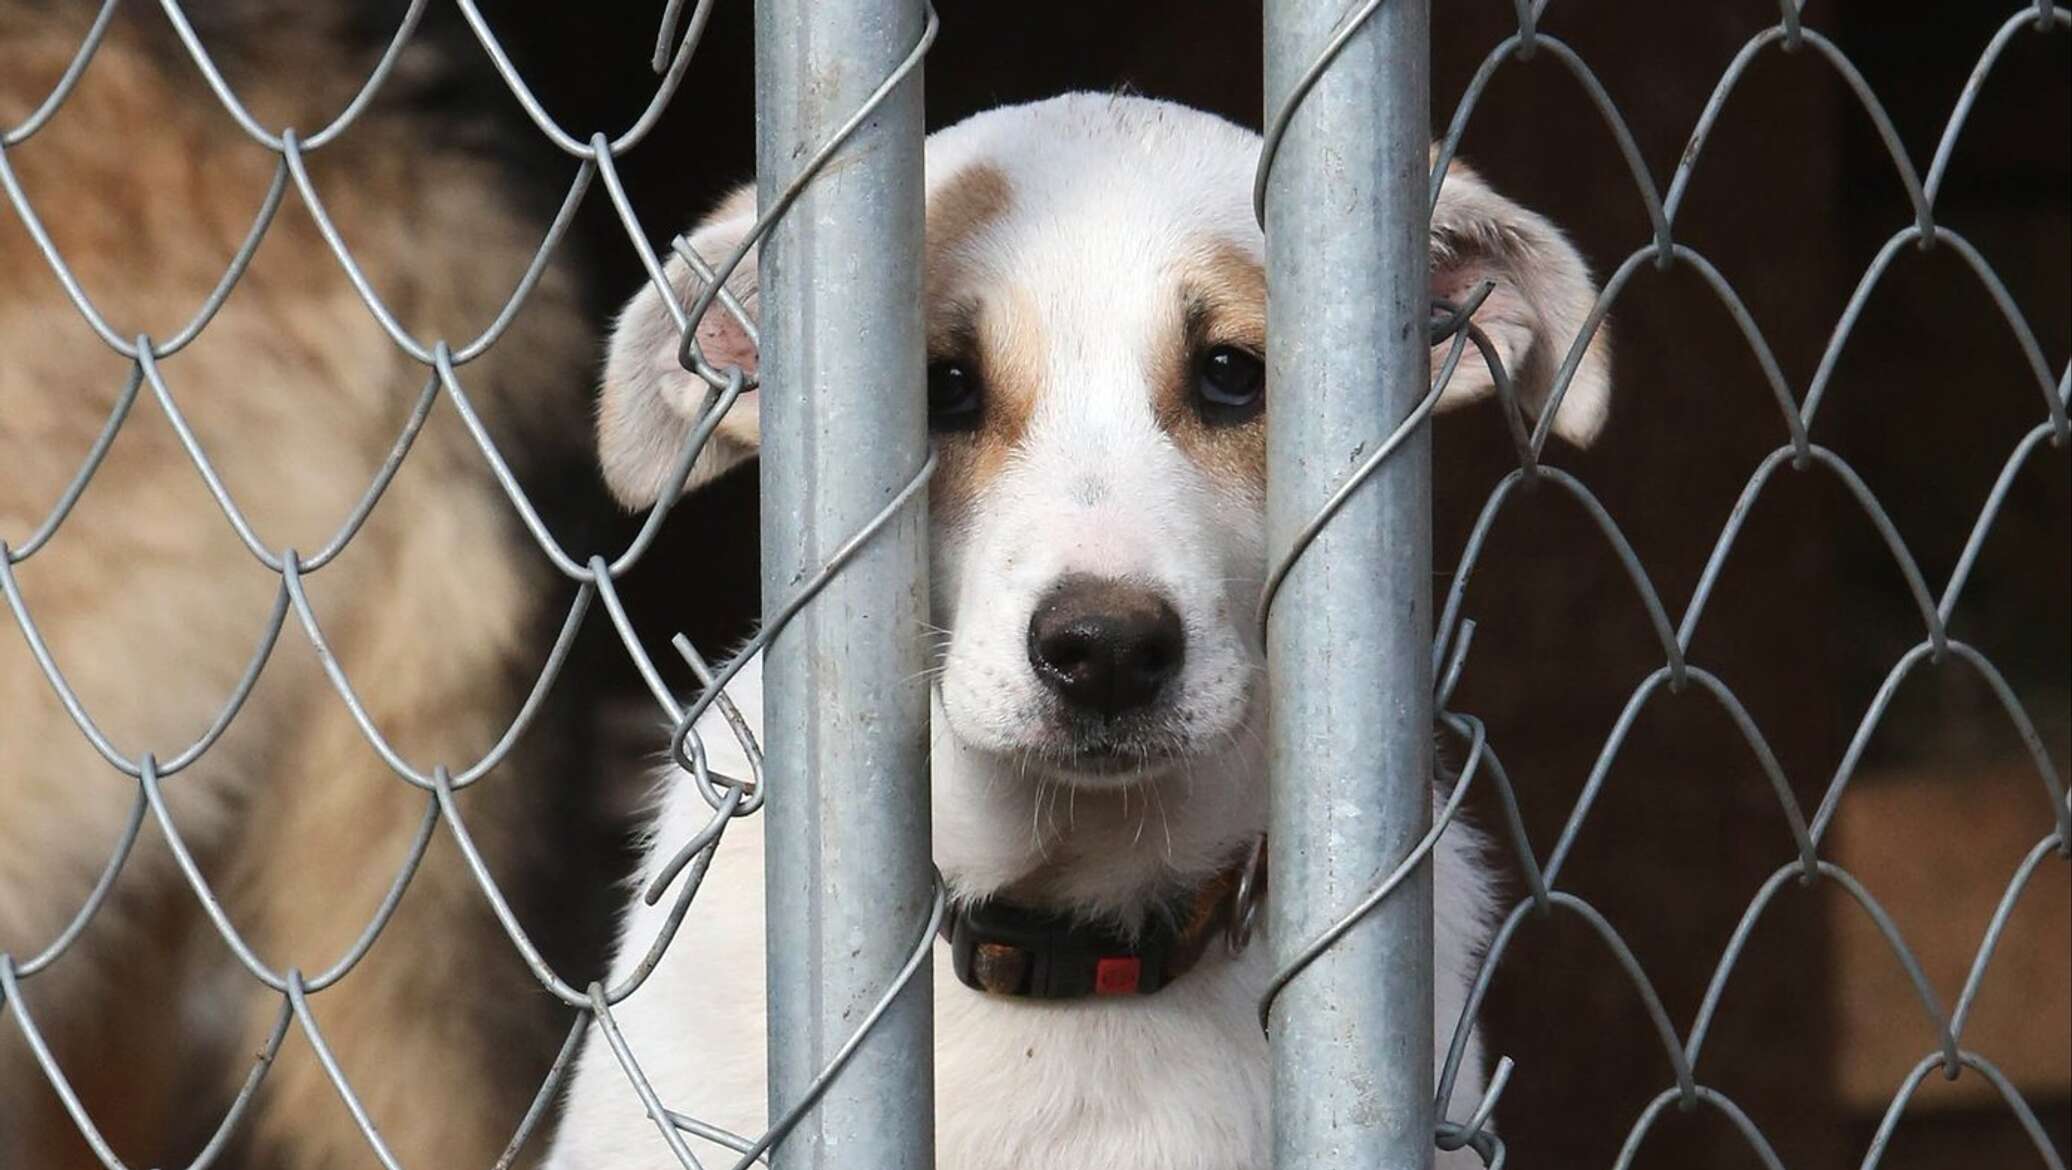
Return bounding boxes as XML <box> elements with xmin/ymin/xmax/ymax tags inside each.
<box><xmin>930</xmin><ymin>944</ymin><xmax>1273</xmax><ymax>1170</ymax></box>
<box><xmin>588</xmin><ymin>773</ymin><xmax>1277</xmax><ymax>1170</ymax></box>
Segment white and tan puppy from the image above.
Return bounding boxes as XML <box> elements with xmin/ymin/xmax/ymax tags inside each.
<box><xmin>548</xmin><ymin>93</ymin><xmax>1610</xmax><ymax>1170</ymax></box>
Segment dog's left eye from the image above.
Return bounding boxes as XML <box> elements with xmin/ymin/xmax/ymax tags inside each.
<box><xmin>1194</xmin><ymin>345</ymin><xmax>1265</xmax><ymax>423</ymax></box>
<box><xmin>928</xmin><ymin>360</ymin><xmax>983</xmax><ymax>431</ymax></box>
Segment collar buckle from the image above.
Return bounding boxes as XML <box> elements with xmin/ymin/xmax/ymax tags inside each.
<box><xmin>1226</xmin><ymin>835</ymin><xmax>1267</xmax><ymax>955</ymax></box>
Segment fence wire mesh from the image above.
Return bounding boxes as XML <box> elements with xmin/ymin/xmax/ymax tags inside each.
<box><xmin>1</xmin><ymin>1</ymin><xmax>2067</xmax><ymax>1169</ymax></box>
<box><xmin>1397</xmin><ymin>2</ymin><xmax>2070</xmax><ymax>1165</ymax></box>
<box><xmin>1</xmin><ymin>1</ymin><xmax>935</xmax><ymax>1165</ymax></box>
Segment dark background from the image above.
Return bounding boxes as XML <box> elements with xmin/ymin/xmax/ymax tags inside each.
<box><xmin>459</xmin><ymin>2</ymin><xmax>2070</xmax><ymax>1167</ymax></box>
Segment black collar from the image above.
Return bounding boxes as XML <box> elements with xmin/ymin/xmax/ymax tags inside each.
<box><xmin>941</xmin><ymin>839</ymin><xmax>1266</xmax><ymax>1000</ymax></box>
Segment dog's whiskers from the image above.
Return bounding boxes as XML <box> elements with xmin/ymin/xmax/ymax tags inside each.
<box><xmin>1147</xmin><ymin>769</ymin><xmax>1175</xmax><ymax>862</ymax></box>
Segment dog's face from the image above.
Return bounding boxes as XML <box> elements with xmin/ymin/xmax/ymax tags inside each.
<box><xmin>600</xmin><ymin>94</ymin><xmax>1610</xmax><ymax>792</ymax></box>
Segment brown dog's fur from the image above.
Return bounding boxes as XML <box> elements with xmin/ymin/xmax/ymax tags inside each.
<box><xmin>3</xmin><ymin>6</ymin><xmax>600</xmax><ymax>1167</ymax></box>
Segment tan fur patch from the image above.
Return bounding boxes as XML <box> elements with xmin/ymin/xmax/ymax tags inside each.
<box><xmin>924</xmin><ymin>162</ymin><xmax>1012</xmax><ymax>302</ymax></box>
<box><xmin>1157</xmin><ymin>238</ymin><xmax>1268</xmax><ymax>493</ymax></box>
<box><xmin>921</xmin><ymin>165</ymin><xmax>1041</xmax><ymax>516</ymax></box>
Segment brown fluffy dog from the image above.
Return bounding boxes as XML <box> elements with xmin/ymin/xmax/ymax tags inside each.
<box><xmin>3</xmin><ymin>4</ymin><xmax>606</xmax><ymax>1166</ymax></box>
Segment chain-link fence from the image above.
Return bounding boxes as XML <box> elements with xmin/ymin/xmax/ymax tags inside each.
<box><xmin>1414</xmin><ymin>4</ymin><xmax>2069</xmax><ymax>1164</ymax></box>
<box><xmin>3</xmin><ymin>2</ymin><xmax>2067</xmax><ymax>1169</ymax></box>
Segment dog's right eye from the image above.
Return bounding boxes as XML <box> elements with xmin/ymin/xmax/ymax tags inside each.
<box><xmin>1194</xmin><ymin>345</ymin><xmax>1265</xmax><ymax>424</ymax></box>
<box><xmin>927</xmin><ymin>361</ymin><xmax>983</xmax><ymax>431</ymax></box>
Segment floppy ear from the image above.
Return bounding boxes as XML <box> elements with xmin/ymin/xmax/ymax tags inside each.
<box><xmin>597</xmin><ymin>185</ymin><xmax>763</xmax><ymax>508</ymax></box>
<box><xmin>1430</xmin><ymin>159</ymin><xmax>1613</xmax><ymax>447</ymax></box>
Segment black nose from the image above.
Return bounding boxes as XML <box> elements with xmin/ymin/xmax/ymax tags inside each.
<box><xmin>1027</xmin><ymin>576</ymin><xmax>1185</xmax><ymax>717</ymax></box>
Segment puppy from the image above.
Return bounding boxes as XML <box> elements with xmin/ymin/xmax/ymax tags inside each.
<box><xmin>548</xmin><ymin>93</ymin><xmax>1611</xmax><ymax>1170</ymax></box>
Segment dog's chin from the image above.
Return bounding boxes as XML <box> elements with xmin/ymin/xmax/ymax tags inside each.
<box><xmin>1037</xmin><ymin>743</ymin><xmax>1182</xmax><ymax>788</ymax></box>
<box><xmin>937</xmin><ymin>701</ymin><xmax>1187</xmax><ymax>789</ymax></box>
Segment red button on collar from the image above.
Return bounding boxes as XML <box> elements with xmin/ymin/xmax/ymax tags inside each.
<box><xmin>1093</xmin><ymin>956</ymin><xmax>1142</xmax><ymax>996</ymax></box>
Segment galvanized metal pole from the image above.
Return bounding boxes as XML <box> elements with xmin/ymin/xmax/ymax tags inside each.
<box><xmin>754</xmin><ymin>2</ymin><xmax>932</xmax><ymax>1168</ymax></box>
<box><xmin>1263</xmin><ymin>1</ymin><xmax>1435</xmax><ymax>1169</ymax></box>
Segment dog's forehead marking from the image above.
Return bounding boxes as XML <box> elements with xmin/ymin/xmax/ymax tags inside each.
<box><xmin>924</xmin><ymin>162</ymin><xmax>1013</xmax><ymax>302</ymax></box>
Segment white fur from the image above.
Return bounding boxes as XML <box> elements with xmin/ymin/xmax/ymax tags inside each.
<box><xmin>550</xmin><ymin>94</ymin><xmax>1614</xmax><ymax>1170</ymax></box>
<box><xmin>546</xmin><ymin>655</ymin><xmax>1496</xmax><ymax>1170</ymax></box>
